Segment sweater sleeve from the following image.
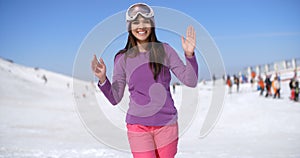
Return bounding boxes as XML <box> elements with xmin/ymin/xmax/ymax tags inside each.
<box><xmin>164</xmin><ymin>43</ymin><xmax>198</xmax><ymax>87</ymax></box>
<box><xmin>98</xmin><ymin>54</ymin><xmax>126</xmax><ymax>105</ymax></box>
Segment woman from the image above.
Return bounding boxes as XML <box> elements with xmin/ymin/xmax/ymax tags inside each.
<box><xmin>91</xmin><ymin>3</ymin><xmax>198</xmax><ymax>158</ymax></box>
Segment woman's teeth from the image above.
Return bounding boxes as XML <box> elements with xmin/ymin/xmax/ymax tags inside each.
<box><xmin>138</xmin><ymin>31</ymin><xmax>146</xmax><ymax>34</ymax></box>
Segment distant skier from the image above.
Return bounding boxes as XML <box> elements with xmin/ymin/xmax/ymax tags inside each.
<box><xmin>295</xmin><ymin>81</ymin><xmax>299</xmax><ymax>102</ymax></box>
<box><xmin>289</xmin><ymin>76</ymin><xmax>297</xmax><ymax>101</ymax></box>
<box><xmin>241</xmin><ymin>74</ymin><xmax>248</xmax><ymax>83</ymax></box>
<box><xmin>226</xmin><ymin>75</ymin><xmax>232</xmax><ymax>94</ymax></box>
<box><xmin>258</xmin><ymin>76</ymin><xmax>265</xmax><ymax>96</ymax></box>
<box><xmin>212</xmin><ymin>74</ymin><xmax>216</xmax><ymax>86</ymax></box>
<box><xmin>273</xmin><ymin>76</ymin><xmax>281</xmax><ymax>99</ymax></box>
<box><xmin>265</xmin><ymin>75</ymin><xmax>272</xmax><ymax>97</ymax></box>
<box><xmin>250</xmin><ymin>71</ymin><xmax>256</xmax><ymax>87</ymax></box>
<box><xmin>172</xmin><ymin>84</ymin><xmax>176</xmax><ymax>94</ymax></box>
<box><xmin>42</xmin><ymin>75</ymin><xmax>47</xmax><ymax>84</ymax></box>
<box><xmin>222</xmin><ymin>74</ymin><xmax>226</xmax><ymax>84</ymax></box>
<box><xmin>233</xmin><ymin>75</ymin><xmax>240</xmax><ymax>92</ymax></box>
<box><xmin>172</xmin><ymin>82</ymin><xmax>180</xmax><ymax>94</ymax></box>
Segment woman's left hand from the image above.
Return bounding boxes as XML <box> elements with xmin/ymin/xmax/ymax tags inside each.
<box><xmin>181</xmin><ymin>26</ymin><xmax>196</xmax><ymax>58</ymax></box>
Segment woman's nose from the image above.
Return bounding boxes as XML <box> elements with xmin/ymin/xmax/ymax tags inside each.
<box><xmin>137</xmin><ymin>22</ymin><xmax>146</xmax><ymax>29</ymax></box>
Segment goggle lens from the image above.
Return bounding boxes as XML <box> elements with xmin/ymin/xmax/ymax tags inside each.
<box><xmin>126</xmin><ymin>3</ymin><xmax>154</xmax><ymax>21</ymax></box>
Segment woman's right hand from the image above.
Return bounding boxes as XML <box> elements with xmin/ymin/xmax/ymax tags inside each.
<box><xmin>91</xmin><ymin>55</ymin><xmax>106</xmax><ymax>84</ymax></box>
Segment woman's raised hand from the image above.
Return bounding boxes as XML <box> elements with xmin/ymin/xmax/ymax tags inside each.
<box><xmin>181</xmin><ymin>26</ymin><xmax>196</xmax><ymax>58</ymax></box>
<box><xmin>91</xmin><ymin>55</ymin><xmax>106</xmax><ymax>84</ymax></box>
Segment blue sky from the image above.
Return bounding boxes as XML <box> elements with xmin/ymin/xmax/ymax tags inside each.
<box><xmin>0</xmin><ymin>0</ymin><xmax>300</xmax><ymax>80</ymax></box>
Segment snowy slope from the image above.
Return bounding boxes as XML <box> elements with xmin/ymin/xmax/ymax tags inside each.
<box><xmin>0</xmin><ymin>58</ymin><xmax>129</xmax><ymax>157</ymax></box>
<box><xmin>0</xmin><ymin>58</ymin><xmax>300</xmax><ymax>158</ymax></box>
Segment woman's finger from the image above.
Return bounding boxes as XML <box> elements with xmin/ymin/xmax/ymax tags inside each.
<box><xmin>99</xmin><ymin>58</ymin><xmax>106</xmax><ymax>69</ymax></box>
<box><xmin>190</xmin><ymin>26</ymin><xmax>194</xmax><ymax>38</ymax></box>
<box><xmin>181</xmin><ymin>36</ymin><xmax>185</xmax><ymax>45</ymax></box>
<box><xmin>186</xmin><ymin>26</ymin><xmax>190</xmax><ymax>37</ymax></box>
<box><xmin>99</xmin><ymin>58</ymin><xmax>103</xmax><ymax>64</ymax></box>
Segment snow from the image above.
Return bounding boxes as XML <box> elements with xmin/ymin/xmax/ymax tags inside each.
<box><xmin>0</xmin><ymin>57</ymin><xmax>300</xmax><ymax>157</ymax></box>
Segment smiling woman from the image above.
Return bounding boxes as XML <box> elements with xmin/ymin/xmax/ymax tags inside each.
<box><xmin>91</xmin><ymin>2</ymin><xmax>198</xmax><ymax>158</ymax></box>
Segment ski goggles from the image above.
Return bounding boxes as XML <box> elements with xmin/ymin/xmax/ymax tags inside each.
<box><xmin>126</xmin><ymin>3</ymin><xmax>154</xmax><ymax>21</ymax></box>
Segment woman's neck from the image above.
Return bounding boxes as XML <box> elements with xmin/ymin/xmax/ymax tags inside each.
<box><xmin>137</xmin><ymin>41</ymin><xmax>149</xmax><ymax>53</ymax></box>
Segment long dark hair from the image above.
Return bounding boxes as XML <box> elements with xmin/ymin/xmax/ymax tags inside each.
<box><xmin>115</xmin><ymin>18</ymin><xmax>166</xmax><ymax>81</ymax></box>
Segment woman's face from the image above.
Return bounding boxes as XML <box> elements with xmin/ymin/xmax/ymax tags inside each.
<box><xmin>130</xmin><ymin>16</ymin><xmax>152</xmax><ymax>43</ymax></box>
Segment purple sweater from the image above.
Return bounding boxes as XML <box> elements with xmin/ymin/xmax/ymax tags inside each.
<box><xmin>98</xmin><ymin>43</ymin><xmax>198</xmax><ymax>126</ymax></box>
